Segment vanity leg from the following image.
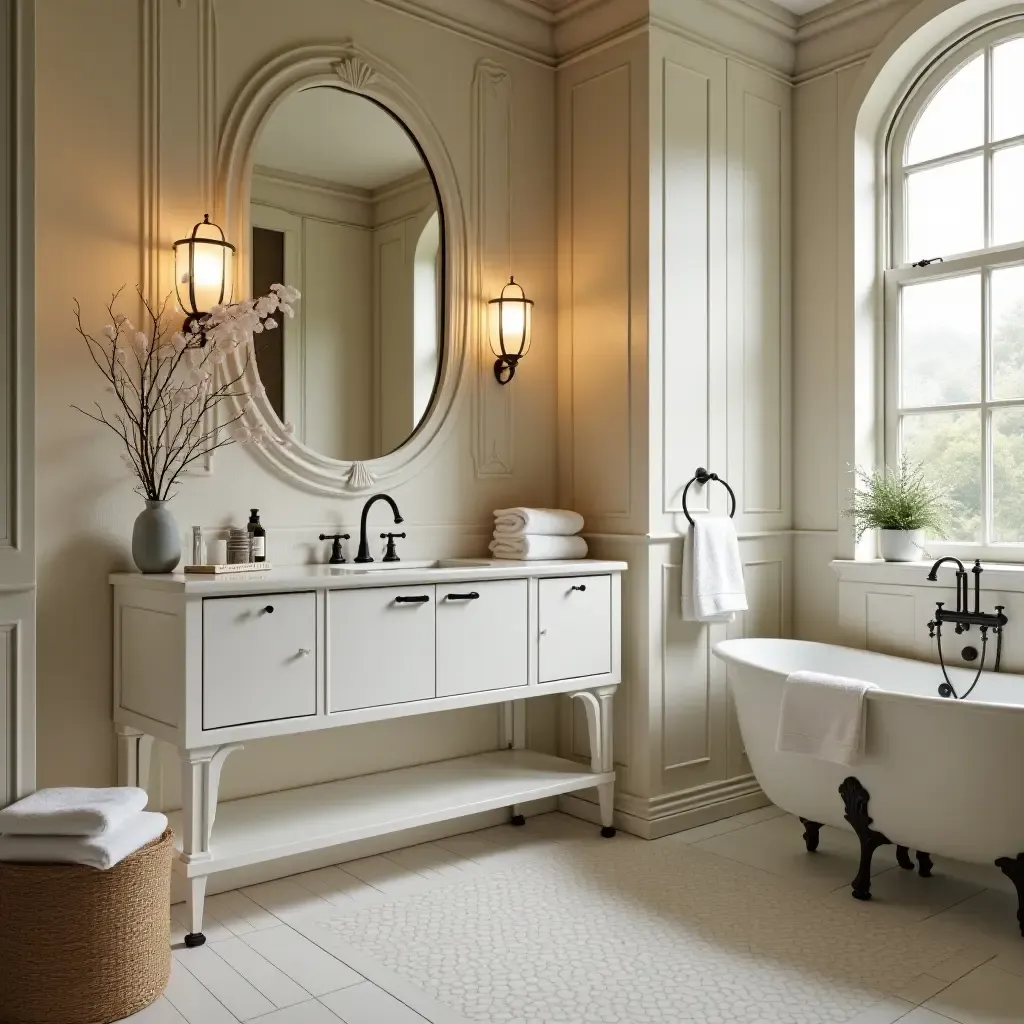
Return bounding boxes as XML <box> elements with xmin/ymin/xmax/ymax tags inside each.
<box><xmin>116</xmin><ymin>725</ymin><xmax>154</xmax><ymax>794</ymax></box>
<box><xmin>180</xmin><ymin>743</ymin><xmax>244</xmax><ymax>861</ymax></box>
<box><xmin>597</xmin><ymin>782</ymin><xmax>615</xmax><ymax>838</ymax></box>
<box><xmin>503</xmin><ymin>700</ymin><xmax>528</xmax><ymax>826</ymax></box>
<box><xmin>917</xmin><ymin>851</ymin><xmax>934</xmax><ymax>878</ymax></box>
<box><xmin>184</xmin><ymin>876</ymin><xmax>208</xmax><ymax>948</ymax></box>
<box><xmin>995</xmin><ymin>854</ymin><xmax>1024</xmax><ymax>938</ymax></box>
<box><xmin>897</xmin><ymin>846</ymin><xmax>914</xmax><ymax>870</ymax></box>
<box><xmin>800</xmin><ymin>818</ymin><xmax>822</xmax><ymax>853</ymax></box>
<box><xmin>571</xmin><ymin>686</ymin><xmax>617</xmax><ymax>838</ymax></box>
<box><xmin>839</xmin><ymin>776</ymin><xmax>891</xmax><ymax>901</ymax></box>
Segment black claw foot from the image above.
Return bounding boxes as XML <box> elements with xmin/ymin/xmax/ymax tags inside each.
<box><xmin>839</xmin><ymin>776</ymin><xmax>891</xmax><ymax>903</ymax></box>
<box><xmin>917</xmin><ymin>851</ymin><xmax>934</xmax><ymax>878</ymax></box>
<box><xmin>996</xmin><ymin>853</ymin><xmax>1024</xmax><ymax>938</ymax></box>
<box><xmin>600</xmin><ymin>826</ymin><xmax>616</xmax><ymax>838</ymax></box>
<box><xmin>510</xmin><ymin>814</ymin><xmax>526</xmax><ymax>826</ymax></box>
<box><xmin>800</xmin><ymin>818</ymin><xmax>822</xmax><ymax>853</ymax></box>
<box><xmin>897</xmin><ymin>846</ymin><xmax>914</xmax><ymax>870</ymax></box>
<box><xmin>184</xmin><ymin>932</ymin><xmax>206</xmax><ymax>948</ymax></box>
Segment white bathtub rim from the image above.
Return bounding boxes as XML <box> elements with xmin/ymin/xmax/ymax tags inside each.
<box><xmin>713</xmin><ymin>637</ymin><xmax>1024</xmax><ymax>715</ymax></box>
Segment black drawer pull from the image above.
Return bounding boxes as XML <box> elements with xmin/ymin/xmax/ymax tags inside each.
<box><xmin>394</xmin><ymin>595</ymin><xmax>429</xmax><ymax>604</ymax></box>
<box><xmin>571</xmin><ymin>584</ymin><xmax>587</xmax><ymax>593</ymax></box>
<box><xmin>263</xmin><ymin>605</ymin><xmax>275</xmax><ymax>614</ymax></box>
<box><xmin>446</xmin><ymin>592</ymin><xmax>480</xmax><ymax>601</ymax></box>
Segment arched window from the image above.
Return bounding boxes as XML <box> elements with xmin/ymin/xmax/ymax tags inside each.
<box><xmin>886</xmin><ymin>23</ymin><xmax>1024</xmax><ymax>554</ymax></box>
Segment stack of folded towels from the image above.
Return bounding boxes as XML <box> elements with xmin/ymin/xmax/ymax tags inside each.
<box><xmin>0</xmin><ymin>787</ymin><xmax>168</xmax><ymax>870</ymax></box>
<box><xmin>489</xmin><ymin>507</ymin><xmax>588</xmax><ymax>560</ymax></box>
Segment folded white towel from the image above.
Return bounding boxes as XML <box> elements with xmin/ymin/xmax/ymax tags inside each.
<box><xmin>0</xmin><ymin>786</ymin><xmax>149</xmax><ymax>837</ymax></box>
<box><xmin>776</xmin><ymin>671</ymin><xmax>877</xmax><ymax>765</ymax></box>
<box><xmin>489</xmin><ymin>535</ymin><xmax>589</xmax><ymax>560</ymax></box>
<box><xmin>0</xmin><ymin>811</ymin><xmax>168</xmax><ymax>869</ymax></box>
<box><xmin>493</xmin><ymin>508</ymin><xmax>584</xmax><ymax>537</ymax></box>
<box><xmin>682</xmin><ymin>517</ymin><xmax>748</xmax><ymax>622</ymax></box>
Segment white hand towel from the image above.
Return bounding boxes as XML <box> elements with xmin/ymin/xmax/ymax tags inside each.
<box><xmin>0</xmin><ymin>811</ymin><xmax>168</xmax><ymax>869</ymax></box>
<box><xmin>776</xmin><ymin>671</ymin><xmax>877</xmax><ymax>765</ymax></box>
<box><xmin>682</xmin><ymin>517</ymin><xmax>748</xmax><ymax>622</ymax></box>
<box><xmin>489</xmin><ymin>535</ymin><xmax>589</xmax><ymax>560</ymax></box>
<box><xmin>0</xmin><ymin>786</ymin><xmax>149</xmax><ymax>837</ymax></box>
<box><xmin>493</xmin><ymin>508</ymin><xmax>584</xmax><ymax>537</ymax></box>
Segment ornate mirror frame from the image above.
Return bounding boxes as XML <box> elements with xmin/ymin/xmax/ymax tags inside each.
<box><xmin>218</xmin><ymin>42</ymin><xmax>467</xmax><ymax>495</ymax></box>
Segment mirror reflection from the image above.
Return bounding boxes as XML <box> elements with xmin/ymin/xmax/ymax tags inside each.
<box><xmin>250</xmin><ymin>86</ymin><xmax>443</xmax><ymax>461</ymax></box>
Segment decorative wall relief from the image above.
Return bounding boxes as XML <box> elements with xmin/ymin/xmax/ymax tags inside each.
<box><xmin>333</xmin><ymin>54</ymin><xmax>379</xmax><ymax>90</ymax></box>
<box><xmin>471</xmin><ymin>59</ymin><xmax>515</xmax><ymax>477</ymax></box>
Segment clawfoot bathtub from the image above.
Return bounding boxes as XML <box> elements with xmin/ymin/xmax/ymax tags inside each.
<box><xmin>713</xmin><ymin>638</ymin><xmax>1024</xmax><ymax>935</ymax></box>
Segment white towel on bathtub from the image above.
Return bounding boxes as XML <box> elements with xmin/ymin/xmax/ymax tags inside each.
<box><xmin>776</xmin><ymin>671</ymin><xmax>877</xmax><ymax>765</ymax></box>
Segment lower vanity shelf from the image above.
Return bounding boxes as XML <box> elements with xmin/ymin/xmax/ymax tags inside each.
<box><xmin>167</xmin><ymin>749</ymin><xmax>615</xmax><ymax>877</ymax></box>
<box><xmin>110</xmin><ymin>558</ymin><xmax>625</xmax><ymax>947</ymax></box>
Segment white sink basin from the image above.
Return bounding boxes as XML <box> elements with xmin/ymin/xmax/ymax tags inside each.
<box><xmin>327</xmin><ymin>560</ymin><xmax>492</xmax><ymax>575</ymax></box>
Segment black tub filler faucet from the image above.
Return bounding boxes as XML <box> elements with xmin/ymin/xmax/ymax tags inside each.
<box><xmin>926</xmin><ymin>557</ymin><xmax>1007</xmax><ymax>699</ymax></box>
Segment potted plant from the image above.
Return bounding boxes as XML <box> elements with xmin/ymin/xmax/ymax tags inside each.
<box><xmin>844</xmin><ymin>455</ymin><xmax>952</xmax><ymax>562</ymax></box>
<box><xmin>72</xmin><ymin>285</ymin><xmax>299</xmax><ymax>573</ymax></box>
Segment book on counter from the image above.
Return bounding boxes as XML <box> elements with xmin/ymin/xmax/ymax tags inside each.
<box><xmin>183</xmin><ymin>563</ymin><xmax>273</xmax><ymax>575</ymax></box>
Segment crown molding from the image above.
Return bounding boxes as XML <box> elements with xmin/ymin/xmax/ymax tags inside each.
<box><xmin>793</xmin><ymin>0</ymin><xmax>914</xmax><ymax>81</ymax></box>
<box><xmin>370</xmin><ymin>0</ymin><xmax>911</xmax><ymax>83</ymax></box>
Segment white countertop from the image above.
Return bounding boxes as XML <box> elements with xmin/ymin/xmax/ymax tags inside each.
<box><xmin>110</xmin><ymin>558</ymin><xmax>627</xmax><ymax>595</ymax></box>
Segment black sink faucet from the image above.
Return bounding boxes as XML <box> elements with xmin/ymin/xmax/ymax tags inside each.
<box><xmin>354</xmin><ymin>493</ymin><xmax>403</xmax><ymax>563</ymax></box>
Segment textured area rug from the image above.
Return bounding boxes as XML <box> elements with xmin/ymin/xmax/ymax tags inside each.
<box><xmin>310</xmin><ymin>836</ymin><xmax>965</xmax><ymax>1024</ymax></box>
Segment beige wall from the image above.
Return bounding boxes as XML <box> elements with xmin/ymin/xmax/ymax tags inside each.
<box><xmin>35</xmin><ymin>0</ymin><xmax>557</xmax><ymax>810</ymax></box>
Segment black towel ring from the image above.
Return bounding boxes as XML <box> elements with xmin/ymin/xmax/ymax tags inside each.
<box><xmin>681</xmin><ymin>467</ymin><xmax>737</xmax><ymax>526</ymax></box>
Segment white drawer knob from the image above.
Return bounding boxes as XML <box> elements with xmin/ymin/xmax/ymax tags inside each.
<box><xmin>297</xmin><ymin>648</ymin><xmax>312</xmax><ymax>657</ymax></box>
<box><xmin>539</xmin><ymin>629</ymin><xmax>547</xmax><ymax>636</ymax></box>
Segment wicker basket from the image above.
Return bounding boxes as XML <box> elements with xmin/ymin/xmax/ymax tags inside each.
<box><xmin>0</xmin><ymin>827</ymin><xmax>173</xmax><ymax>1024</ymax></box>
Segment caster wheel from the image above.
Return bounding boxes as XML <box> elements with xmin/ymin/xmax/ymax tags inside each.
<box><xmin>184</xmin><ymin>932</ymin><xmax>206</xmax><ymax>948</ymax></box>
<box><xmin>852</xmin><ymin>891</ymin><xmax>871</xmax><ymax>902</ymax></box>
<box><xmin>600</xmin><ymin>826</ymin><xmax>617</xmax><ymax>838</ymax></box>
<box><xmin>510</xmin><ymin>814</ymin><xmax>526</xmax><ymax>826</ymax></box>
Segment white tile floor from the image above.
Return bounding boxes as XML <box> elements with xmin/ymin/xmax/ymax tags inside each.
<box><xmin>120</xmin><ymin>809</ymin><xmax>1024</xmax><ymax>1024</ymax></box>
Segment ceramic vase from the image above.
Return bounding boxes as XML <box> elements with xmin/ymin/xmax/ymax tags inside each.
<box><xmin>132</xmin><ymin>499</ymin><xmax>181</xmax><ymax>573</ymax></box>
<box><xmin>878</xmin><ymin>528</ymin><xmax>924</xmax><ymax>562</ymax></box>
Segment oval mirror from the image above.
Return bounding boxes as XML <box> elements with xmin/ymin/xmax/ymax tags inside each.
<box><xmin>248</xmin><ymin>85</ymin><xmax>443</xmax><ymax>462</ymax></box>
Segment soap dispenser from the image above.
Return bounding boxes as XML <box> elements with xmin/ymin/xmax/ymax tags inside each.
<box><xmin>248</xmin><ymin>509</ymin><xmax>267</xmax><ymax>563</ymax></box>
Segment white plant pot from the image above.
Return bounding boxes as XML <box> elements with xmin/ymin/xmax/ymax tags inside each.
<box><xmin>879</xmin><ymin>528</ymin><xmax>924</xmax><ymax>562</ymax></box>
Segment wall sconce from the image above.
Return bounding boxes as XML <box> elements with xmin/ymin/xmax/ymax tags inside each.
<box><xmin>173</xmin><ymin>214</ymin><xmax>235</xmax><ymax>339</ymax></box>
<box><xmin>488</xmin><ymin>276</ymin><xmax>533</xmax><ymax>384</ymax></box>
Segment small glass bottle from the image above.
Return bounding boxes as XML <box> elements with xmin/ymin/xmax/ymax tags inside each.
<box><xmin>248</xmin><ymin>509</ymin><xmax>266</xmax><ymax>563</ymax></box>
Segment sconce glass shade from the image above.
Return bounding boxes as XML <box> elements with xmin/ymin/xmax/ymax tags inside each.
<box><xmin>488</xmin><ymin>276</ymin><xmax>533</xmax><ymax>384</ymax></box>
<box><xmin>173</xmin><ymin>214</ymin><xmax>235</xmax><ymax>334</ymax></box>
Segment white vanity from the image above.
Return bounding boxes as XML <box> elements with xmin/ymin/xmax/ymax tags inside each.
<box><xmin>111</xmin><ymin>558</ymin><xmax>624</xmax><ymax>945</ymax></box>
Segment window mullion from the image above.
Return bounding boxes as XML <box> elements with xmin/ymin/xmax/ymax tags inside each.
<box><xmin>984</xmin><ymin>46</ymin><xmax>993</xmax><ymax>249</ymax></box>
<box><xmin>982</xmin><ymin>267</ymin><xmax>992</xmax><ymax>546</ymax></box>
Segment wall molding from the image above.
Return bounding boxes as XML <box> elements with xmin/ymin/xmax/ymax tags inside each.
<box><xmin>471</xmin><ymin>59</ymin><xmax>516</xmax><ymax>477</ymax></box>
<box><xmin>140</xmin><ymin>0</ymin><xmax>161</xmax><ymax>305</ymax></box>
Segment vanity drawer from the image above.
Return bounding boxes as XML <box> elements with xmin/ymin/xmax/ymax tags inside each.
<box><xmin>203</xmin><ymin>593</ymin><xmax>317</xmax><ymax>730</ymax></box>
<box><xmin>436</xmin><ymin>579</ymin><xmax>527</xmax><ymax>697</ymax></box>
<box><xmin>538</xmin><ymin>575</ymin><xmax>612</xmax><ymax>682</ymax></box>
<box><xmin>328</xmin><ymin>586</ymin><xmax>435</xmax><ymax>712</ymax></box>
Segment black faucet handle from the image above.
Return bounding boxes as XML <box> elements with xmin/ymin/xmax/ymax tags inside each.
<box><xmin>380</xmin><ymin>532</ymin><xmax>406</xmax><ymax>562</ymax></box>
<box><xmin>319</xmin><ymin>532</ymin><xmax>350</xmax><ymax>565</ymax></box>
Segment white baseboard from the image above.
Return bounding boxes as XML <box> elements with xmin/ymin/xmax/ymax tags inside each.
<box><xmin>559</xmin><ymin>777</ymin><xmax>770</xmax><ymax>840</ymax></box>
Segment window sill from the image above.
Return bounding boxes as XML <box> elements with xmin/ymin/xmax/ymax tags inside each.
<box><xmin>831</xmin><ymin>559</ymin><xmax>1024</xmax><ymax>593</ymax></box>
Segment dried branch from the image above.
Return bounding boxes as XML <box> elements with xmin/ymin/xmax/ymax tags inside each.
<box><xmin>71</xmin><ymin>284</ymin><xmax>300</xmax><ymax>502</ymax></box>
